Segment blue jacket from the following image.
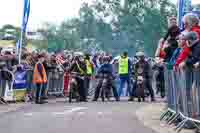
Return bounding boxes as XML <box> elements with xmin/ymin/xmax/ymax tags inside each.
<box><xmin>97</xmin><ymin>63</ymin><xmax>113</xmax><ymax>75</ymax></box>
<box><xmin>169</xmin><ymin>48</ymin><xmax>182</xmax><ymax>66</ymax></box>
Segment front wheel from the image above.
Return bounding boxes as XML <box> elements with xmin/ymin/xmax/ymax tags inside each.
<box><xmin>69</xmin><ymin>91</ymin><xmax>73</xmax><ymax>103</ymax></box>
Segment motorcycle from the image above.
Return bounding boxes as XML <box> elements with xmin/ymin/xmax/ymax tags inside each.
<box><xmin>135</xmin><ymin>67</ymin><xmax>146</xmax><ymax>102</ymax></box>
<box><xmin>68</xmin><ymin>72</ymin><xmax>82</xmax><ymax>103</ymax></box>
<box><xmin>152</xmin><ymin>64</ymin><xmax>165</xmax><ymax>98</ymax></box>
<box><xmin>96</xmin><ymin>73</ymin><xmax>112</xmax><ymax>102</ymax></box>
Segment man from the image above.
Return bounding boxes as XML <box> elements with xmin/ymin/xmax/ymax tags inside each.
<box><xmin>93</xmin><ymin>56</ymin><xmax>119</xmax><ymax>101</ymax></box>
<box><xmin>129</xmin><ymin>52</ymin><xmax>155</xmax><ymax>102</ymax></box>
<box><xmin>68</xmin><ymin>53</ymin><xmax>87</xmax><ymax>102</ymax></box>
<box><xmin>84</xmin><ymin>54</ymin><xmax>94</xmax><ymax>97</ymax></box>
<box><xmin>179</xmin><ymin>32</ymin><xmax>200</xmax><ymax>68</ymax></box>
<box><xmin>175</xmin><ymin>13</ymin><xmax>200</xmax><ymax>68</ymax></box>
<box><xmin>33</xmin><ymin>55</ymin><xmax>48</xmax><ymax>104</ymax></box>
<box><xmin>118</xmin><ymin>52</ymin><xmax>131</xmax><ymax>97</ymax></box>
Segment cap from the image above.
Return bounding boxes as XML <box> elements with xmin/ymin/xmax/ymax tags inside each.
<box><xmin>136</xmin><ymin>51</ymin><xmax>145</xmax><ymax>57</ymax></box>
<box><xmin>37</xmin><ymin>54</ymin><xmax>44</xmax><ymax>59</ymax></box>
<box><xmin>182</xmin><ymin>31</ymin><xmax>199</xmax><ymax>47</ymax></box>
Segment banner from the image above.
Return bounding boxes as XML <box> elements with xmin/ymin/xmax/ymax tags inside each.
<box><xmin>18</xmin><ymin>0</ymin><xmax>31</xmax><ymax>63</ymax></box>
<box><xmin>13</xmin><ymin>71</ymin><xmax>27</xmax><ymax>89</ymax></box>
<box><xmin>22</xmin><ymin>0</ymin><xmax>31</xmax><ymax>33</ymax></box>
<box><xmin>191</xmin><ymin>11</ymin><xmax>200</xmax><ymax>19</ymax></box>
<box><xmin>178</xmin><ymin>0</ymin><xmax>192</xmax><ymax>29</ymax></box>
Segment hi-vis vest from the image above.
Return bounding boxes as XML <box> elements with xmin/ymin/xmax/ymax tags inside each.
<box><xmin>33</xmin><ymin>63</ymin><xmax>47</xmax><ymax>84</ymax></box>
<box><xmin>118</xmin><ymin>57</ymin><xmax>128</xmax><ymax>74</ymax></box>
<box><xmin>86</xmin><ymin>60</ymin><xmax>93</xmax><ymax>75</ymax></box>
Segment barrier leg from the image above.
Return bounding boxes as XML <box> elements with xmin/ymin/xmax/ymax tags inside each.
<box><xmin>168</xmin><ymin>113</ymin><xmax>180</xmax><ymax>125</ymax></box>
<box><xmin>164</xmin><ymin>112</ymin><xmax>174</xmax><ymax>121</ymax></box>
<box><xmin>176</xmin><ymin>119</ymin><xmax>188</xmax><ymax>133</ymax></box>
<box><xmin>160</xmin><ymin>109</ymin><xmax>170</xmax><ymax>120</ymax></box>
<box><xmin>191</xmin><ymin>121</ymin><xmax>200</xmax><ymax>131</ymax></box>
<box><xmin>174</xmin><ymin>119</ymin><xmax>188</xmax><ymax>132</ymax></box>
<box><xmin>167</xmin><ymin>112</ymin><xmax>178</xmax><ymax>124</ymax></box>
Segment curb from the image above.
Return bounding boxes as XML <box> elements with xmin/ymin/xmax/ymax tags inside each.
<box><xmin>136</xmin><ymin>103</ymin><xmax>193</xmax><ymax>133</ymax></box>
<box><xmin>0</xmin><ymin>103</ymin><xmax>30</xmax><ymax>115</ymax></box>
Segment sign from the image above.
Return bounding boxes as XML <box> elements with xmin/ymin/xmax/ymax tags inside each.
<box><xmin>191</xmin><ymin>11</ymin><xmax>200</xmax><ymax>19</ymax></box>
<box><xmin>13</xmin><ymin>71</ymin><xmax>27</xmax><ymax>89</ymax></box>
<box><xmin>178</xmin><ymin>0</ymin><xmax>192</xmax><ymax>29</ymax></box>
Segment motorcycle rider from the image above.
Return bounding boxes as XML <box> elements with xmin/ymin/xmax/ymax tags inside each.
<box><xmin>84</xmin><ymin>54</ymin><xmax>94</xmax><ymax>97</ymax></box>
<box><xmin>129</xmin><ymin>51</ymin><xmax>155</xmax><ymax>102</ymax></box>
<box><xmin>68</xmin><ymin>52</ymin><xmax>87</xmax><ymax>102</ymax></box>
<box><xmin>93</xmin><ymin>56</ymin><xmax>119</xmax><ymax>101</ymax></box>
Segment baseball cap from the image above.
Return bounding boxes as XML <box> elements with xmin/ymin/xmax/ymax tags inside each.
<box><xmin>182</xmin><ymin>31</ymin><xmax>199</xmax><ymax>47</ymax></box>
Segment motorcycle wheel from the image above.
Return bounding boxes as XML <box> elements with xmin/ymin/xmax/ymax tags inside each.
<box><xmin>69</xmin><ymin>91</ymin><xmax>72</xmax><ymax>103</ymax></box>
<box><xmin>69</xmin><ymin>83</ymin><xmax>76</xmax><ymax>103</ymax></box>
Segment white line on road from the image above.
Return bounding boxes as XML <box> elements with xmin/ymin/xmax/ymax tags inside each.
<box><xmin>24</xmin><ymin>113</ymin><xmax>33</xmax><ymax>116</ymax></box>
<box><xmin>78</xmin><ymin>112</ymin><xmax>85</xmax><ymax>116</ymax></box>
<box><xmin>52</xmin><ymin>107</ymin><xmax>88</xmax><ymax>116</ymax></box>
<box><xmin>97</xmin><ymin>112</ymin><xmax>103</xmax><ymax>115</ymax></box>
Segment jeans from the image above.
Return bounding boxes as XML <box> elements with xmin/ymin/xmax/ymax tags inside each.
<box><xmin>76</xmin><ymin>77</ymin><xmax>86</xmax><ymax>101</ymax></box>
<box><xmin>0</xmin><ymin>80</ymin><xmax>12</xmax><ymax>97</ymax></box>
<box><xmin>94</xmin><ymin>78</ymin><xmax>119</xmax><ymax>100</ymax></box>
<box><xmin>36</xmin><ymin>83</ymin><xmax>46</xmax><ymax>102</ymax></box>
<box><xmin>118</xmin><ymin>76</ymin><xmax>131</xmax><ymax>96</ymax></box>
<box><xmin>84</xmin><ymin>75</ymin><xmax>91</xmax><ymax>96</ymax></box>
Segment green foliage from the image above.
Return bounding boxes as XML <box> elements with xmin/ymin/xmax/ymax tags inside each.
<box><xmin>0</xmin><ymin>24</ymin><xmax>21</xmax><ymax>43</ymax></box>
<box><xmin>193</xmin><ymin>4</ymin><xmax>200</xmax><ymax>10</ymax></box>
<box><xmin>41</xmin><ymin>0</ymin><xmax>176</xmax><ymax>56</ymax></box>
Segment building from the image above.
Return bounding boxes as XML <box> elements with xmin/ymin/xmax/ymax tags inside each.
<box><xmin>26</xmin><ymin>31</ymin><xmax>45</xmax><ymax>40</ymax></box>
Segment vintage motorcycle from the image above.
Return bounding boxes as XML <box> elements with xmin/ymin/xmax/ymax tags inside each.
<box><xmin>135</xmin><ymin>66</ymin><xmax>146</xmax><ymax>102</ymax></box>
<box><xmin>152</xmin><ymin>64</ymin><xmax>165</xmax><ymax>98</ymax></box>
<box><xmin>96</xmin><ymin>73</ymin><xmax>113</xmax><ymax>102</ymax></box>
<box><xmin>68</xmin><ymin>72</ymin><xmax>82</xmax><ymax>103</ymax></box>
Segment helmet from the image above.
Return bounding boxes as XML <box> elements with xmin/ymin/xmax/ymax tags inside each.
<box><xmin>103</xmin><ymin>56</ymin><xmax>110</xmax><ymax>62</ymax></box>
<box><xmin>136</xmin><ymin>51</ymin><xmax>145</xmax><ymax>57</ymax></box>
<box><xmin>74</xmin><ymin>52</ymin><xmax>84</xmax><ymax>57</ymax></box>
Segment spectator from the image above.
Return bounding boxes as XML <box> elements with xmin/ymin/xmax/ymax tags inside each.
<box><xmin>118</xmin><ymin>52</ymin><xmax>132</xmax><ymax>97</ymax></box>
<box><xmin>155</xmin><ymin>20</ymin><xmax>180</xmax><ymax>63</ymax></box>
<box><xmin>169</xmin><ymin>33</ymin><xmax>185</xmax><ymax>66</ymax></box>
<box><xmin>183</xmin><ymin>32</ymin><xmax>200</xmax><ymax>67</ymax></box>
<box><xmin>175</xmin><ymin>13</ymin><xmax>200</xmax><ymax>68</ymax></box>
<box><xmin>33</xmin><ymin>54</ymin><xmax>48</xmax><ymax>104</ymax></box>
<box><xmin>182</xmin><ymin>13</ymin><xmax>200</xmax><ymax>37</ymax></box>
<box><xmin>168</xmin><ymin>16</ymin><xmax>178</xmax><ymax>28</ymax></box>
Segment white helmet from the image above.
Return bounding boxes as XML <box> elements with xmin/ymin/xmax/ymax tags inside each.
<box><xmin>136</xmin><ymin>51</ymin><xmax>145</xmax><ymax>57</ymax></box>
<box><xmin>74</xmin><ymin>52</ymin><xmax>84</xmax><ymax>57</ymax></box>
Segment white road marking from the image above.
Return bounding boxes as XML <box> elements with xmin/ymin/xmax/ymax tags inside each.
<box><xmin>97</xmin><ymin>112</ymin><xmax>103</xmax><ymax>115</ymax></box>
<box><xmin>53</xmin><ymin>112</ymin><xmax>66</xmax><ymax>115</ymax></box>
<box><xmin>78</xmin><ymin>112</ymin><xmax>85</xmax><ymax>115</ymax></box>
<box><xmin>24</xmin><ymin>113</ymin><xmax>33</xmax><ymax>116</ymax></box>
<box><xmin>52</xmin><ymin>107</ymin><xmax>88</xmax><ymax>116</ymax></box>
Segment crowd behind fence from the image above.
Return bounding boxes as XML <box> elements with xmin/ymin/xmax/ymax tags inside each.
<box><xmin>161</xmin><ymin>66</ymin><xmax>200</xmax><ymax>132</ymax></box>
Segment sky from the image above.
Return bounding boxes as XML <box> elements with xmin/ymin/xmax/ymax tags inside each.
<box><xmin>0</xmin><ymin>0</ymin><xmax>87</xmax><ymax>30</ymax></box>
<box><xmin>0</xmin><ymin>0</ymin><xmax>199</xmax><ymax>30</ymax></box>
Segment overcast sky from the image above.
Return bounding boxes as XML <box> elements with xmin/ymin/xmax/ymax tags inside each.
<box><xmin>0</xmin><ymin>0</ymin><xmax>88</xmax><ymax>29</ymax></box>
<box><xmin>0</xmin><ymin>0</ymin><xmax>199</xmax><ymax>29</ymax></box>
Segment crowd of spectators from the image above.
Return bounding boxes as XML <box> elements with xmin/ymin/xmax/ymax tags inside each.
<box><xmin>155</xmin><ymin>13</ymin><xmax>200</xmax><ymax>70</ymax></box>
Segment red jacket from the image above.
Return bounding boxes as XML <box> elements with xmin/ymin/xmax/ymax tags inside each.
<box><xmin>192</xmin><ymin>26</ymin><xmax>200</xmax><ymax>39</ymax></box>
<box><xmin>175</xmin><ymin>46</ymin><xmax>191</xmax><ymax>66</ymax></box>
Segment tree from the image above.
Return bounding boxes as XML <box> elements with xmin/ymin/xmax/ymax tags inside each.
<box><xmin>38</xmin><ymin>0</ymin><xmax>176</xmax><ymax>56</ymax></box>
<box><xmin>193</xmin><ymin>4</ymin><xmax>200</xmax><ymax>10</ymax></box>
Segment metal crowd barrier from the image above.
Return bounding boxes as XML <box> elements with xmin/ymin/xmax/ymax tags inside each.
<box><xmin>0</xmin><ymin>70</ymin><xmax>15</xmax><ymax>103</ymax></box>
<box><xmin>47</xmin><ymin>71</ymin><xmax>65</xmax><ymax>96</ymax></box>
<box><xmin>160</xmin><ymin>67</ymin><xmax>200</xmax><ymax>132</ymax></box>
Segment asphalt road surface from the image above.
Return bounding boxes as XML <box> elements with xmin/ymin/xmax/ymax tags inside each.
<box><xmin>0</xmin><ymin>100</ymin><xmax>157</xmax><ymax>133</ymax></box>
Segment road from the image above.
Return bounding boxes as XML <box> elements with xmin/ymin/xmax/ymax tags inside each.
<box><xmin>0</xmin><ymin>100</ymin><xmax>157</xmax><ymax>133</ymax></box>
